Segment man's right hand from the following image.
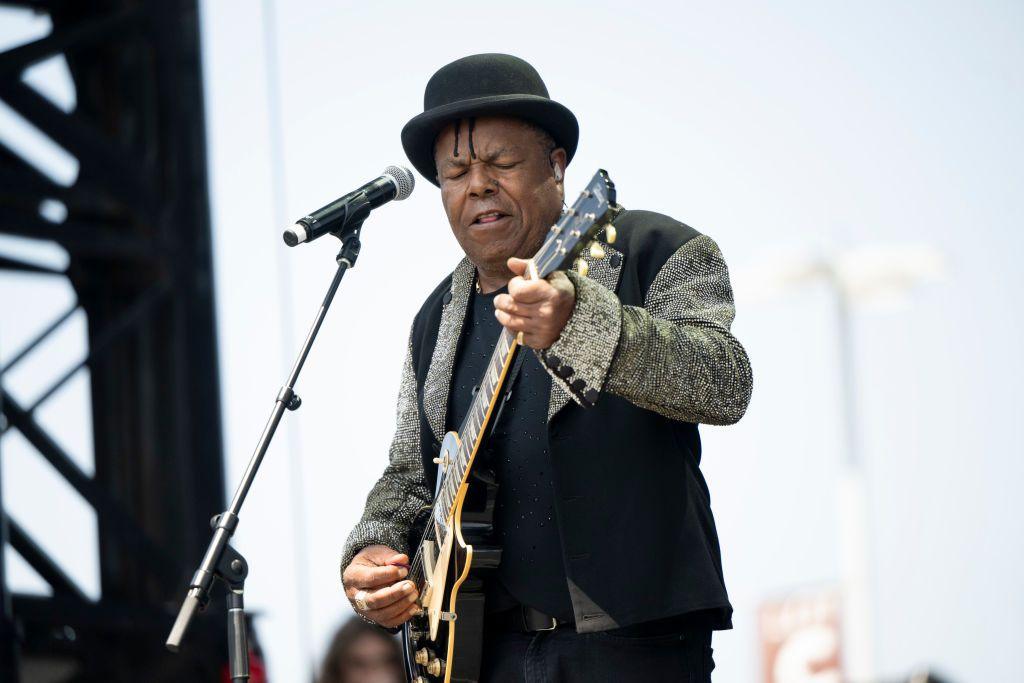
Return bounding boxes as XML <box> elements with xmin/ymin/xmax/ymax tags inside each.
<box><xmin>342</xmin><ymin>544</ymin><xmax>420</xmax><ymax>628</ymax></box>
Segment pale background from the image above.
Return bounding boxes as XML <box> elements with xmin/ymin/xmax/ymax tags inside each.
<box><xmin>1</xmin><ymin>1</ymin><xmax>1022</xmax><ymax>681</ymax></box>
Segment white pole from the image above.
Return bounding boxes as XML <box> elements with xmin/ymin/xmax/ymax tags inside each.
<box><xmin>734</xmin><ymin>245</ymin><xmax>944</xmax><ymax>683</ymax></box>
<box><xmin>832</xmin><ymin>277</ymin><xmax>875</xmax><ymax>683</ymax></box>
<box><xmin>260</xmin><ymin>1</ymin><xmax>316</xmax><ymax>678</ymax></box>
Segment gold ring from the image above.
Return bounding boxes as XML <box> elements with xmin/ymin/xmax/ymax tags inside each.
<box><xmin>354</xmin><ymin>590</ymin><xmax>369</xmax><ymax>612</ymax></box>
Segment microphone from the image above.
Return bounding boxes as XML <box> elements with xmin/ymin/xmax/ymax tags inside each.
<box><xmin>283</xmin><ymin>165</ymin><xmax>415</xmax><ymax>246</ymax></box>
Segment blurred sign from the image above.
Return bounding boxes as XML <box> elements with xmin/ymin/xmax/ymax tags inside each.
<box><xmin>759</xmin><ymin>588</ymin><xmax>842</xmax><ymax>683</ymax></box>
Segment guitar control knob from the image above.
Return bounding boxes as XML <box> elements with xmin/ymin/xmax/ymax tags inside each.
<box><xmin>575</xmin><ymin>258</ymin><xmax>589</xmax><ymax>277</ymax></box>
<box><xmin>427</xmin><ymin>657</ymin><xmax>444</xmax><ymax>677</ymax></box>
<box><xmin>605</xmin><ymin>224</ymin><xmax>617</xmax><ymax>244</ymax></box>
<box><xmin>415</xmin><ymin>648</ymin><xmax>430</xmax><ymax>665</ymax></box>
<box><xmin>415</xmin><ymin>677</ymin><xmax>428</xmax><ymax>683</ymax></box>
<box><xmin>589</xmin><ymin>242</ymin><xmax>606</xmax><ymax>259</ymax></box>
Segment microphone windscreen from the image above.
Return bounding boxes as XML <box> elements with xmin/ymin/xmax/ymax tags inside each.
<box><xmin>383</xmin><ymin>165</ymin><xmax>415</xmax><ymax>201</ymax></box>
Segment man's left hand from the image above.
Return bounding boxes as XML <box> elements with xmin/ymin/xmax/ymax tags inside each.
<box><xmin>494</xmin><ymin>257</ymin><xmax>575</xmax><ymax>349</ymax></box>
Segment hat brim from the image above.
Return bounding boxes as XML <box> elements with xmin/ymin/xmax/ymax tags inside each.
<box><xmin>401</xmin><ymin>94</ymin><xmax>579</xmax><ymax>187</ymax></box>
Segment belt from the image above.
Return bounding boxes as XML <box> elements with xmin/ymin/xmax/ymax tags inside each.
<box><xmin>486</xmin><ymin>605</ymin><xmax>575</xmax><ymax>633</ymax></box>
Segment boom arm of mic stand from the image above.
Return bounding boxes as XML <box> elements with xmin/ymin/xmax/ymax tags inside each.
<box><xmin>166</xmin><ymin>230</ymin><xmax>363</xmax><ymax>653</ymax></box>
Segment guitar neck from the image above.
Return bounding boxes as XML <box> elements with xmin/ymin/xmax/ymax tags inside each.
<box><xmin>427</xmin><ymin>168</ymin><xmax>618</xmax><ymax>530</ymax></box>
<box><xmin>434</xmin><ymin>327</ymin><xmax>519</xmax><ymax>520</ymax></box>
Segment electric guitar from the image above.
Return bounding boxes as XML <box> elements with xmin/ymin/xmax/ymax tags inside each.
<box><xmin>401</xmin><ymin>169</ymin><xmax>622</xmax><ymax>683</ymax></box>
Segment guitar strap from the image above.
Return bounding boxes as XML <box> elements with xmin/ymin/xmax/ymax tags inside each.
<box><xmin>484</xmin><ymin>345</ymin><xmax>528</xmax><ymax>440</ymax></box>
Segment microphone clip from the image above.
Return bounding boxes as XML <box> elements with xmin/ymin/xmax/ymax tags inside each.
<box><xmin>336</xmin><ymin>227</ymin><xmax>362</xmax><ymax>269</ymax></box>
<box><xmin>327</xmin><ymin>191</ymin><xmax>372</xmax><ymax>242</ymax></box>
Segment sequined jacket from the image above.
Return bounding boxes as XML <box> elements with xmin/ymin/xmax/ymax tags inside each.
<box><xmin>341</xmin><ymin>209</ymin><xmax>753</xmax><ymax>632</ymax></box>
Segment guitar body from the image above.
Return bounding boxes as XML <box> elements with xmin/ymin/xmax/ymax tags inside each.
<box><xmin>403</xmin><ymin>433</ymin><xmax>501</xmax><ymax>683</ymax></box>
<box><xmin>399</xmin><ymin>170</ymin><xmax>619</xmax><ymax>683</ymax></box>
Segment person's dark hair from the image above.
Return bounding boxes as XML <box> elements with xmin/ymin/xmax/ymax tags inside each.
<box><xmin>436</xmin><ymin>117</ymin><xmax>559</xmax><ymax>168</ymax></box>
<box><xmin>523</xmin><ymin>119</ymin><xmax>558</xmax><ymax>159</ymax></box>
<box><xmin>317</xmin><ymin>618</ymin><xmax>402</xmax><ymax>683</ymax></box>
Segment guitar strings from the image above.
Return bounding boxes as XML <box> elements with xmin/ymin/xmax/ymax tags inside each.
<box><xmin>406</xmin><ymin>257</ymin><xmax>554</xmax><ymax>585</ymax></box>
<box><xmin>405</xmin><ymin>206</ymin><xmax>597</xmax><ymax>585</ymax></box>
<box><xmin>405</xmin><ymin>196</ymin><xmax>606</xmax><ymax>591</ymax></box>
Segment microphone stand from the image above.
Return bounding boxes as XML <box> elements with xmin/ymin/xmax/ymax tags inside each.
<box><xmin>166</xmin><ymin>224</ymin><xmax>365</xmax><ymax>682</ymax></box>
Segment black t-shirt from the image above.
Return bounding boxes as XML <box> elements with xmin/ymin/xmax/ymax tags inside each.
<box><xmin>446</xmin><ymin>285</ymin><xmax>574</xmax><ymax>621</ymax></box>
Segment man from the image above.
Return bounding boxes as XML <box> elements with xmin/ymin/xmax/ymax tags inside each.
<box><xmin>341</xmin><ymin>53</ymin><xmax>752</xmax><ymax>681</ymax></box>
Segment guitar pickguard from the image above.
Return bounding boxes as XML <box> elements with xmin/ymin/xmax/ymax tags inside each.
<box><xmin>403</xmin><ymin>473</ymin><xmax>500</xmax><ymax>683</ymax></box>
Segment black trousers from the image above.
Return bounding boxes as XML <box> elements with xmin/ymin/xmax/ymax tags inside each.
<box><xmin>479</xmin><ymin>624</ymin><xmax>715</xmax><ymax>682</ymax></box>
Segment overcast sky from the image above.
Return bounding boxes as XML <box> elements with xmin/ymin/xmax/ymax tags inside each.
<box><xmin>2</xmin><ymin>2</ymin><xmax>1022</xmax><ymax>682</ymax></box>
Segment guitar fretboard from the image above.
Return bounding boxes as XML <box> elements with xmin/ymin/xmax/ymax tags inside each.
<box><xmin>421</xmin><ymin>168</ymin><xmax>616</xmax><ymax>540</ymax></box>
<box><xmin>433</xmin><ymin>327</ymin><xmax>518</xmax><ymax>527</ymax></box>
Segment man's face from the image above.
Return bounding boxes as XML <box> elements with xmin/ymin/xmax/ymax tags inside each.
<box><xmin>433</xmin><ymin>116</ymin><xmax>566</xmax><ymax>276</ymax></box>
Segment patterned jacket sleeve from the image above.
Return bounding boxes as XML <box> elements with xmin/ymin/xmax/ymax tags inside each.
<box><xmin>340</xmin><ymin>330</ymin><xmax>432</xmax><ymax>576</ymax></box>
<box><xmin>539</xmin><ymin>233</ymin><xmax>753</xmax><ymax>425</ymax></box>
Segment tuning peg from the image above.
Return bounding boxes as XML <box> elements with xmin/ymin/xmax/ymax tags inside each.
<box><xmin>575</xmin><ymin>258</ymin><xmax>589</xmax><ymax>277</ymax></box>
<box><xmin>427</xmin><ymin>658</ymin><xmax>443</xmax><ymax>676</ymax></box>
<box><xmin>589</xmin><ymin>242</ymin><xmax>606</xmax><ymax>259</ymax></box>
<box><xmin>604</xmin><ymin>224</ymin><xmax>617</xmax><ymax>244</ymax></box>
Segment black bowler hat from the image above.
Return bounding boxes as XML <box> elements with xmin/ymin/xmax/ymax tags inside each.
<box><xmin>401</xmin><ymin>53</ymin><xmax>579</xmax><ymax>186</ymax></box>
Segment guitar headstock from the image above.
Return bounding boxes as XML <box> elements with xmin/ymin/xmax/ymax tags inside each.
<box><xmin>531</xmin><ymin>169</ymin><xmax>622</xmax><ymax>279</ymax></box>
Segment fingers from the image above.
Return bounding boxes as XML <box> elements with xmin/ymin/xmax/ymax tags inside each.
<box><xmin>494</xmin><ymin>308</ymin><xmax>541</xmax><ymax>334</ymax></box>
<box><xmin>364</xmin><ymin>587</ymin><xmax>421</xmax><ymax>627</ymax></box>
<box><xmin>343</xmin><ymin>559</ymin><xmax>408</xmax><ymax>590</ymax></box>
<box><xmin>341</xmin><ymin>547</ymin><xmax>422</xmax><ymax>628</ymax></box>
<box><xmin>506</xmin><ymin>257</ymin><xmax>529</xmax><ymax>276</ymax></box>
<box><xmin>382</xmin><ymin>552</ymin><xmax>410</xmax><ymax>566</ymax></box>
<box><xmin>357</xmin><ymin>579</ymin><xmax>417</xmax><ymax>610</ymax></box>
<box><xmin>493</xmin><ymin>268</ymin><xmax>575</xmax><ymax>349</ymax></box>
<box><xmin>494</xmin><ymin>311</ymin><xmax>548</xmax><ymax>348</ymax></box>
<box><xmin>507</xmin><ymin>276</ymin><xmax>551</xmax><ymax>303</ymax></box>
<box><xmin>349</xmin><ymin>580</ymin><xmax>420</xmax><ymax>628</ymax></box>
<box><xmin>494</xmin><ymin>303</ymin><xmax>559</xmax><ymax>331</ymax></box>
<box><xmin>369</xmin><ymin>601</ymin><xmax>421</xmax><ymax>629</ymax></box>
<box><xmin>493</xmin><ymin>293</ymin><xmax>547</xmax><ymax>319</ymax></box>
<box><xmin>358</xmin><ymin>545</ymin><xmax>409</xmax><ymax>568</ymax></box>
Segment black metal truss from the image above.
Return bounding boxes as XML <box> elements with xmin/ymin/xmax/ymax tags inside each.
<box><xmin>0</xmin><ymin>1</ymin><xmax>229</xmax><ymax>680</ymax></box>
